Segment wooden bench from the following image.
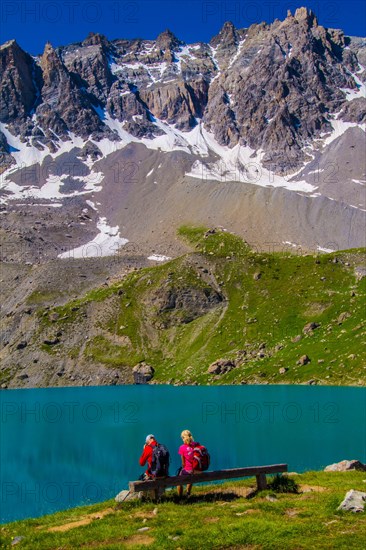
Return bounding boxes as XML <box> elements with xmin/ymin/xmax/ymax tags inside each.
<box><xmin>129</xmin><ymin>463</ymin><xmax>288</xmax><ymax>500</ymax></box>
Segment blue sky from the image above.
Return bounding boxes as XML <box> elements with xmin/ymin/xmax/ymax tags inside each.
<box><xmin>1</xmin><ymin>0</ymin><xmax>365</xmax><ymax>54</ymax></box>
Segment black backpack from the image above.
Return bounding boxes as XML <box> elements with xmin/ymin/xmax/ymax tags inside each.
<box><xmin>150</xmin><ymin>443</ymin><xmax>170</xmax><ymax>477</ymax></box>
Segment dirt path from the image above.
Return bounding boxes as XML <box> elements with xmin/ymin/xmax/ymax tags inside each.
<box><xmin>46</xmin><ymin>507</ymin><xmax>115</xmax><ymax>533</ymax></box>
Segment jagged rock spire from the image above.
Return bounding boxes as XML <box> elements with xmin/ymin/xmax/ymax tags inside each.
<box><xmin>82</xmin><ymin>32</ymin><xmax>109</xmax><ymax>47</ymax></box>
<box><xmin>294</xmin><ymin>7</ymin><xmax>318</xmax><ymax>26</ymax></box>
<box><xmin>0</xmin><ymin>39</ymin><xmax>38</xmax><ymax>122</ymax></box>
<box><xmin>0</xmin><ymin>38</ymin><xmax>17</xmax><ymax>51</ymax></box>
<box><xmin>210</xmin><ymin>21</ymin><xmax>239</xmax><ymax>47</ymax></box>
<box><xmin>156</xmin><ymin>29</ymin><xmax>181</xmax><ymax>51</ymax></box>
<box><xmin>40</xmin><ymin>41</ymin><xmax>69</xmax><ymax>88</ymax></box>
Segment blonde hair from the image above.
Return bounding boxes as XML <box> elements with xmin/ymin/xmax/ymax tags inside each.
<box><xmin>181</xmin><ymin>429</ymin><xmax>193</xmax><ymax>445</ymax></box>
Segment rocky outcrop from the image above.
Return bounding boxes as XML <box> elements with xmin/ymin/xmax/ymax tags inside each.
<box><xmin>1</xmin><ymin>40</ymin><xmax>114</xmax><ymax>150</ymax></box>
<box><xmin>355</xmin><ymin>267</ymin><xmax>366</xmax><ymax>281</ymax></box>
<box><xmin>132</xmin><ymin>362</ymin><xmax>155</xmax><ymax>383</ymax></box>
<box><xmin>340</xmin><ymin>98</ymin><xmax>366</xmax><ymax>123</ymax></box>
<box><xmin>324</xmin><ymin>459</ymin><xmax>366</xmax><ymax>472</ymax></box>
<box><xmin>79</xmin><ymin>141</ymin><xmax>103</xmax><ymax>161</ymax></box>
<box><xmin>337</xmin><ymin>312</ymin><xmax>351</xmax><ymax>324</ymax></box>
<box><xmin>106</xmin><ymin>86</ymin><xmax>160</xmax><ymax>138</ymax></box>
<box><xmin>210</xmin><ymin>21</ymin><xmax>248</xmax><ymax>70</ymax></box>
<box><xmin>303</xmin><ymin>322</ymin><xmax>320</xmax><ymax>334</ymax></box>
<box><xmin>207</xmin><ymin>358</ymin><xmax>236</xmax><ymax>375</ymax></box>
<box><xmin>151</xmin><ymin>279</ymin><xmax>224</xmax><ymax>327</ymax></box>
<box><xmin>61</xmin><ymin>33</ymin><xmax>114</xmax><ymax>102</ymax></box>
<box><xmin>337</xmin><ymin>490</ymin><xmax>366</xmax><ymax>512</ymax></box>
<box><xmin>297</xmin><ymin>354</ymin><xmax>310</xmax><ymax>365</ymax></box>
<box><xmin>140</xmin><ymin>78</ymin><xmax>209</xmax><ymax>130</ymax></box>
<box><xmin>37</xmin><ymin>42</ymin><xmax>107</xmax><ymax>142</ymax></box>
<box><xmin>0</xmin><ymin>130</ymin><xmax>15</xmax><ymax>172</ymax></box>
<box><xmin>115</xmin><ymin>489</ymin><xmax>143</xmax><ymax>502</ymax></box>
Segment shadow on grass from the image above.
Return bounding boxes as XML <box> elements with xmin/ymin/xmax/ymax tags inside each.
<box><xmin>170</xmin><ymin>491</ymin><xmax>242</xmax><ymax>504</ymax></box>
<box><xmin>115</xmin><ymin>487</ymin><xmax>258</xmax><ymax>509</ymax></box>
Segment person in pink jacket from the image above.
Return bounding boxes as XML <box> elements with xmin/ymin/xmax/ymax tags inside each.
<box><xmin>177</xmin><ymin>429</ymin><xmax>198</xmax><ymax>497</ymax></box>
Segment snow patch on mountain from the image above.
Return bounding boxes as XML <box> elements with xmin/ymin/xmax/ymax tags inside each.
<box><xmin>58</xmin><ymin>217</ymin><xmax>128</xmax><ymax>259</ymax></box>
<box><xmin>0</xmin><ymin>124</ymin><xmax>86</xmax><ymax>168</ymax></box>
<box><xmin>209</xmin><ymin>45</ymin><xmax>221</xmax><ymax>82</ymax></box>
<box><xmin>2</xmin><ymin>105</ymin><xmax>364</xmax><ymax>204</ymax></box>
<box><xmin>174</xmin><ymin>45</ymin><xmax>193</xmax><ymax>72</ymax></box>
<box><xmin>317</xmin><ymin>245</ymin><xmax>335</xmax><ymax>253</ymax></box>
<box><xmin>323</xmin><ymin>118</ymin><xmax>366</xmax><ymax>147</ymax></box>
<box><xmin>228</xmin><ymin>38</ymin><xmax>246</xmax><ymax>68</ymax></box>
<box><xmin>186</xmin><ymin>127</ymin><xmax>317</xmax><ymax>192</ymax></box>
<box><xmin>340</xmin><ymin>64</ymin><xmax>366</xmax><ymax>101</ymax></box>
<box><xmin>0</xmin><ymin>165</ymin><xmax>104</xmax><ymax>204</ymax></box>
<box><xmin>148</xmin><ymin>254</ymin><xmax>171</xmax><ymax>262</ymax></box>
<box><xmin>282</xmin><ymin>241</ymin><xmax>302</xmax><ymax>250</ymax></box>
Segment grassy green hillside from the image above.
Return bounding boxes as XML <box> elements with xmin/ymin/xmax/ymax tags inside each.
<box><xmin>1</xmin><ymin>471</ymin><xmax>366</xmax><ymax>549</ymax></box>
<box><xmin>37</xmin><ymin>226</ymin><xmax>366</xmax><ymax>386</ymax></box>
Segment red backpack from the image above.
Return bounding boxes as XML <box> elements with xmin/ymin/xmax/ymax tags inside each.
<box><xmin>191</xmin><ymin>443</ymin><xmax>210</xmax><ymax>471</ymax></box>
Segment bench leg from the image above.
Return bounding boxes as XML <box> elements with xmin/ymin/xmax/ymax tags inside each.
<box><xmin>153</xmin><ymin>487</ymin><xmax>165</xmax><ymax>500</ymax></box>
<box><xmin>256</xmin><ymin>473</ymin><xmax>267</xmax><ymax>491</ymax></box>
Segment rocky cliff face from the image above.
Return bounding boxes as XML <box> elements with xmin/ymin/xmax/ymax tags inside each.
<box><xmin>35</xmin><ymin>41</ymin><xmax>110</xmax><ymax>146</ymax></box>
<box><xmin>1</xmin><ymin>7</ymin><xmax>365</xmax><ymax>173</ymax></box>
<box><xmin>0</xmin><ymin>39</ymin><xmax>39</xmax><ymax>122</ymax></box>
<box><xmin>204</xmin><ymin>9</ymin><xmax>362</xmax><ymax>171</ymax></box>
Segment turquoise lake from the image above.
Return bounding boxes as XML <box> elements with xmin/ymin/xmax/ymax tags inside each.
<box><xmin>1</xmin><ymin>385</ymin><xmax>365</xmax><ymax>523</ymax></box>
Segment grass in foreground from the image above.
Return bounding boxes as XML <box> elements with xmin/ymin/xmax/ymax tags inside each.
<box><xmin>1</xmin><ymin>471</ymin><xmax>365</xmax><ymax>549</ymax></box>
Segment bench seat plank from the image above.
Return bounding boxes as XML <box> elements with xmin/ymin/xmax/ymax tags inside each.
<box><xmin>129</xmin><ymin>463</ymin><xmax>287</xmax><ymax>492</ymax></box>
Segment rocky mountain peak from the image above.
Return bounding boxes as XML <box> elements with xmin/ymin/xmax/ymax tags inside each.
<box><xmin>221</xmin><ymin>21</ymin><xmax>236</xmax><ymax>34</ymax></box>
<box><xmin>0</xmin><ymin>38</ymin><xmax>17</xmax><ymax>52</ymax></box>
<box><xmin>41</xmin><ymin>41</ymin><xmax>58</xmax><ymax>61</ymax></box>
<box><xmin>35</xmin><ymin>39</ymin><xmax>109</xmax><ymax>143</ymax></box>
<box><xmin>0</xmin><ymin>38</ymin><xmax>38</xmax><ymax>123</ymax></box>
<box><xmin>0</xmin><ymin>38</ymin><xmax>30</xmax><ymax>66</ymax></box>
<box><xmin>210</xmin><ymin>21</ymin><xmax>239</xmax><ymax>47</ymax></box>
<box><xmin>288</xmin><ymin>6</ymin><xmax>318</xmax><ymax>27</ymax></box>
<box><xmin>60</xmin><ymin>32</ymin><xmax>114</xmax><ymax>102</ymax></box>
<box><xmin>156</xmin><ymin>29</ymin><xmax>181</xmax><ymax>51</ymax></box>
<box><xmin>40</xmin><ymin>42</ymin><xmax>68</xmax><ymax>87</ymax></box>
<box><xmin>82</xmin><ymin>32</ymin><xmax>109</xmax><ymax>47</ymax></box>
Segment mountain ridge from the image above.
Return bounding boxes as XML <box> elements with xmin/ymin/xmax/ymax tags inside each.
<box><xmin>1</xmin><ymin>6</ymin><xmax>365</xmax><ymax>175</ymax></box>
<box><xmin>0</xmin><ymin>7</ymin><xmax>365</xmax><ymax>265</ymax></box>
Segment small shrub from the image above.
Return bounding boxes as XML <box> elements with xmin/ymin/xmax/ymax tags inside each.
<box><xmin>268</xmin><ymin>474</ymin><xmax>299</xmax><ymax>493</ymax></box>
